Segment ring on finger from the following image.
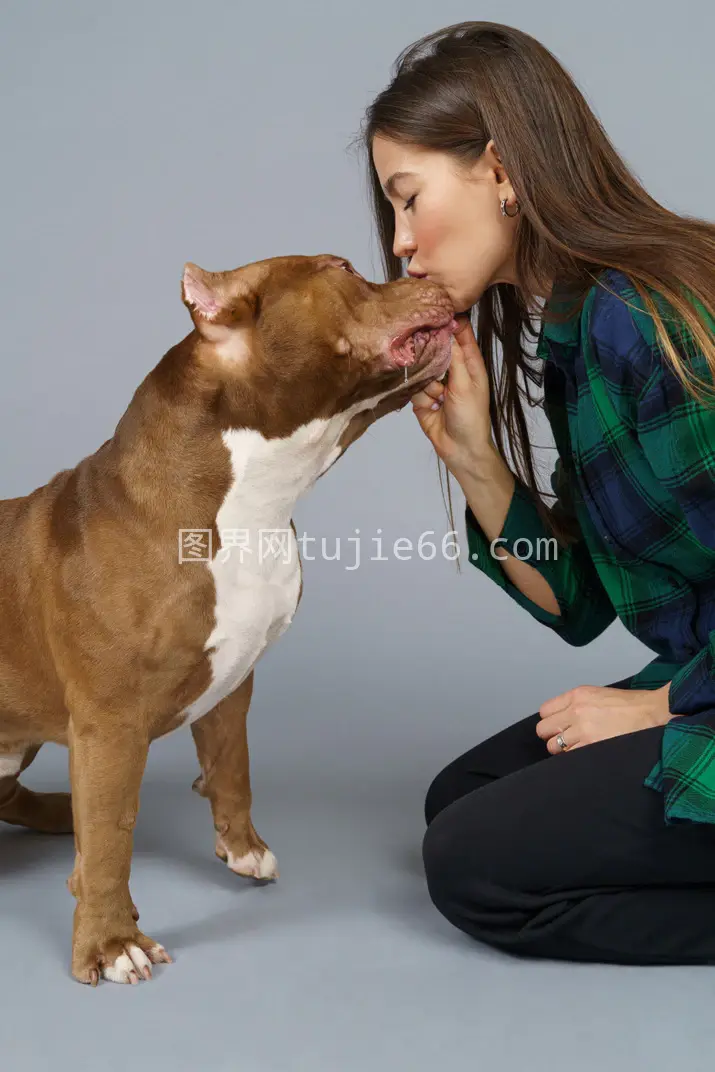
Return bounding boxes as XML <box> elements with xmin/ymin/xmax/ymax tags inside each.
<box><xmin>555</xmin><ymin>732</ymin><xmax>569</xmax><ymax>752</ymax></box>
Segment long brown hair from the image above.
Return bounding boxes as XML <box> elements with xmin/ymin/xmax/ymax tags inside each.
<box><xmin>350</xmin><ymin>21</ymin><xmax>715</xmax><ymax>549</ymax></box>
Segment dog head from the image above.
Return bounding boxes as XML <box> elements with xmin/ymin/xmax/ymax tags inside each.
<box><xmin>180</xmin><ymin>253</ymin><xmax>457</xmax><ymax>451</ymax></box>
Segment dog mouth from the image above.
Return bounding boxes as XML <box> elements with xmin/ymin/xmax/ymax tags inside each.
<box><xmin>384</xmin><ymin>314</ymin><xmax>459</xmax><ymax>393</ymax></box>
<box><xmin>388</xmin><ymin>314</ymin><xmax>459</xmax><ymax>369</ymax></box>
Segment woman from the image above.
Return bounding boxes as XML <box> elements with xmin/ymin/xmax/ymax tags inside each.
<box><xmin>358</xmin><ymin>21</ymin><xmax>715</xmax><ymax>964</ymax></box>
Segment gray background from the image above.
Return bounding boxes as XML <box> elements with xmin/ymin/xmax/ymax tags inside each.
<box><xmin>1</xmin><ymin>1</ymin><xmax>713</xmax><ymax>1069</ymax></box>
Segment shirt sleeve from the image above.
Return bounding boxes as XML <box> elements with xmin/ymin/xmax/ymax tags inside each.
<box><xmin>635</xmin><ymin>317</ymin><xmax>715</xmax><ymax>716</ymax></box>
<box><xmin>464</xmin><ymin>456</ymin><xmax>617</xmax><ymax>645</ymax></box>
<box><xmin>628</xmin><ymin>287</ymin><xmax>715</xmax><ymax>823</ymax></box>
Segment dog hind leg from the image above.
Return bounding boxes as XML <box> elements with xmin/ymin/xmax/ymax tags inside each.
<box><xmin>0</xmin><ymin>743</ymin><xmax>73</xmax><ymax>833</ymax></box>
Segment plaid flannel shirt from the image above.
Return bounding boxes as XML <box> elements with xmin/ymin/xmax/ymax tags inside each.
<box><xmin>465</xmin><ymin>268</ymin><xmax>715</xmax><ymax>825</ymax></box>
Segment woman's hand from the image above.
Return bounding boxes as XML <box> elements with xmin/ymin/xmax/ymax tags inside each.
<box><xmin>536</xmin><ymin>683</ymin><xmax>674</xmax><ymax>754</ymax></box>
<box><xmin>410</xmin><ymin>315</ymin><xmax>494</xmax><ymax>473</ymax></box>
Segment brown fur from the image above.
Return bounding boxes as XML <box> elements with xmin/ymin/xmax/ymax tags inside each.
<box><xmin>0</xmin><ymin>252</ymin><xmax>454</xmax><ymax>984</ymax></box>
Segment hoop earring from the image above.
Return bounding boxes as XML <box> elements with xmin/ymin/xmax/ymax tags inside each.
<box><xmin>500</xmin><ymin>198</ymin><xmax>521</xmax><ymax>218</ymax></box>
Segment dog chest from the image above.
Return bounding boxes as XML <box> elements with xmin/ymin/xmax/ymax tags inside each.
<box><xmin>182</xmin><ymin>530</ymin><xmax>301</xmax><ymax>724</ymax></box>
<box><xmin>180</xmin><ymin>423</ymin><xmax>331</xmax><ymax>726</ymax></box>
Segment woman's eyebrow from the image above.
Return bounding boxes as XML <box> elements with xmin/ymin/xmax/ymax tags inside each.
<box><xmin>382</xmin><ymin>170</ymin><xmax>417</xmax><ymax>197</ymax></box>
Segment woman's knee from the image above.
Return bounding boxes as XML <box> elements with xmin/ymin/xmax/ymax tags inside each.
<box><xmin>424</xmin><ymin>747</ymin><xmax>494</xmax><ymax>826</ymax></box>
<box><xmin>424</xmin><ymin>759</ymin><xmax>478</xmax><ymax>825</ymax></box>
<box><xmin>421</xmin><ymin>797</ymin><xmax>543</xmax><ymax>951</ymax></box>
<box><xmin>422</xmin><ymin>790</ymin><xmax>496</xmax><ymax>902</ymax></box>
<box><xmin>422</xmin><ymin>777</ymin><xmax>542</xmax><ymax>906</ymax></box>
<box><xmin>424</xmin><ymin>763</ymin><xmax>459</xmax><ymax>826</ymax></box>
<box><xmin>421</xmin><ymin>802</ymin><xmax>456</xmax><ymax>900</ymax></box>
<box><xmin>421</xmin><ymin>796</ymin><xmax>501</xmax><ymax>936</ymax></box>
<box><xmin>424</xmin><ymin>713</ymin><xmax>549</xmax><ymax>827</ymax></box>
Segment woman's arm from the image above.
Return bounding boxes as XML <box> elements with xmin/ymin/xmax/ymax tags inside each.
<box><xmin>455</xmin><ymin>447</ymin><xmax>560</xmax><ymax>616</ymax></box>
<box><xmin>458</xmin><ymin>449</ymin><xmax>617</xmax><ymax>646</ymax></box>
<box><xmin>412</xmin><ymin>309</ymin><xmax>617</xmax><ymax>645</ymax></box>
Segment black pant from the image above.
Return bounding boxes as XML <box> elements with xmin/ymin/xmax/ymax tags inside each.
<box><xmin>422</xmin><ymin>675</ymin><xmax>715</xmax><ymax>964</ymax></box>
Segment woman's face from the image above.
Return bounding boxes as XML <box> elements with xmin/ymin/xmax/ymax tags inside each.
<box><xmin>371</xmin><ymin>135</ymin><xmax>520</xmax><ymax>313</ymax></box>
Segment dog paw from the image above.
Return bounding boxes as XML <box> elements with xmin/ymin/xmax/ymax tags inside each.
<box><xmin>102</xmin><ymin>943</ymin><xmax>171</xmax><ymax>985</ymax></box>
<box><xmin>215</xmin><ymin>834</ymin><xmax>279</xmax><ymax>880</ymax></box>
<box><xmin>73</xmin><ymin>930</ymin><xmax>172</xmax><ymax>986</ymax></box>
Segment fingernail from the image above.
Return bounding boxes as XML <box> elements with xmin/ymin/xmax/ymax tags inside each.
<box><xmin>439</xmin><ymin>392</ymin><xmax>444</xmax><ymax>401</ymax></box>
<box><xmin>430</xmin><ymin>402</ymin><xmax>440</xmax><ymax>410</ymax></box>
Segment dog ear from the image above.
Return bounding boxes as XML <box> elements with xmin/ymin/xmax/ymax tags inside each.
<box><xmin>181</xmin><ymin>263</ymin><xmax>260</xmax><ymax>357</ymax></box>
<box><xmin>181</xmin><ymin>263</ymin><xmax>226</xmax><ymax>322</ymax></box>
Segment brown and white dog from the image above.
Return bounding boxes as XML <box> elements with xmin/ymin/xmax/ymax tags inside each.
<box><xmin>0</xmin><ymin>253</ymin><xmax>456</xmax><ymax>985</ymax></box>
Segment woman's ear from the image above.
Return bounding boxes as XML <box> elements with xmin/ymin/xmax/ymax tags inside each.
<box><xmin>485</xmin><ymin>138</ymin><xmax>502</xmax><ymax>165</ymax></box>
<box><xmin>484</xmin><ymin>139</ymin><xmax>514</xmax><ymax>201</ymax></box>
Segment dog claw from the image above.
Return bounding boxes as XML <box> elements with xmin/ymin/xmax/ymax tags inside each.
<box><xmin>152</xmin><ymin>947</ymin><xmax>173</xmax><ymax>964</ymax></box>
<box><xmin>78</xmin><ymin>938</ymin><xmax>170</xmax><ymax>985</ymax></box>
<box><xmin>215</xmin><ymin>835</ymin><xmax>278</xmax><ymax>880</ymax></box>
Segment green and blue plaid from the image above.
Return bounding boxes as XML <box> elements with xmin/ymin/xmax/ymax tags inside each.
<box><xmin>465</xmin><ymin>268</ymin><xmax>715</xmax><ymax>825</ymax></box>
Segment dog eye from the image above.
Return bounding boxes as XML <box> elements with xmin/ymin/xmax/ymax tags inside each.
<box><xmin>338</xmin><ymin>261</ymin><xmax>358</xmax><ymax>276</ymax></box>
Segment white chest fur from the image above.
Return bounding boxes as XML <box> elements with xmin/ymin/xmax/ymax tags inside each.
<box><xmin>181</xmin><ymin>412</ymin><xmax>354</xmax><ymax>725</ymax></box>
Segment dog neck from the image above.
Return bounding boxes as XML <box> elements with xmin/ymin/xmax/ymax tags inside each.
<box><xmin>218</xmin><ymin>402</ymin><xmax>372</xmax><ymax>533</ymax></box>
<box><xmin>106</xmin><ymin>341</ymin><xmax>401</xmax><ymax>546</ymax></box>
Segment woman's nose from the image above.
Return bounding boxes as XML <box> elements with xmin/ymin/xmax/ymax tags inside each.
<box><xmin>394</xmin><ymin>245</ymin><xmax>417</xmax><ymax>265</ymax></box>
<box><xmin>393</xmin><ymin>230</ymin><xmax>415</xmax><ymax>260</ymax></box>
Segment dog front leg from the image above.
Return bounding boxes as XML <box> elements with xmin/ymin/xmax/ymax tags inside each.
<box><xmin>191</xmin><ymin>671</ymin><xmax>278</xmax><ymax>880</ymax></box>
<box><xmin>67</xmin><ymin>710</ymin><xmax>172</xmax><ymax>985</ymax></box>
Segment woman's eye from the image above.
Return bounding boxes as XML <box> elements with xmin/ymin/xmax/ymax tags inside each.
<box><xmin>404</xmin><ymin>194</ymin><xmax>417</xmax><ymax>211</ymax></box>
